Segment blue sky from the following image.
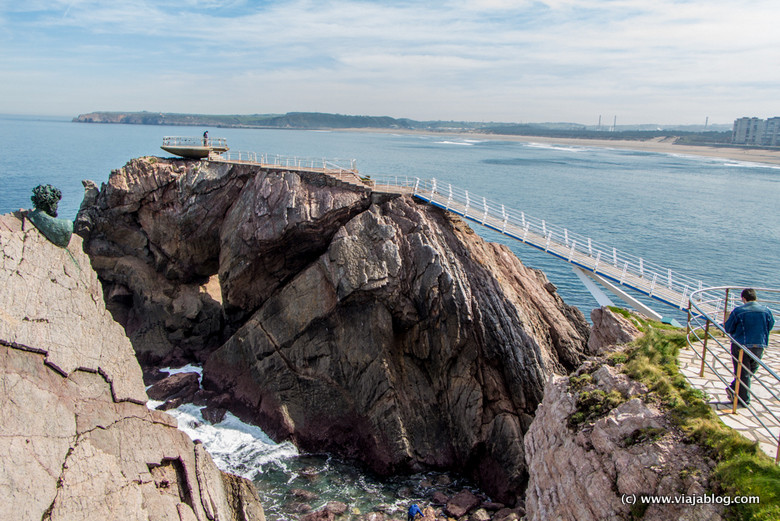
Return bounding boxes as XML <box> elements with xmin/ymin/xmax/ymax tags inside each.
<box><xmin>1</xmin><ymin>0</ymin><xmax>779</xmax><ymax>124</ymax></box>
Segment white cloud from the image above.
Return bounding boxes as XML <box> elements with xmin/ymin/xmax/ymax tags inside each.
<box><xmin>2</xmin><ymin>0</ymin><xmax>779</xmax><ymax>122</ymax></box>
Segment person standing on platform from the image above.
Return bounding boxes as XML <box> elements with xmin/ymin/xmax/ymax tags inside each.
<box><xmin>724</xmin><ymin>288</ymin><xmax>775</xmax><ymax>406</ymax></box>
<box><xmin>203</xmin><ymin>130</ymin><xmax>209</xmax><ymax>146</ymax></box>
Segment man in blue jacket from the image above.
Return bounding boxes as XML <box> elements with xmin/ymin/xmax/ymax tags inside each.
<box><xmin>724</xmin><ymin>288</ymin><xmax>775</xmax><ymax>406</ymax></box>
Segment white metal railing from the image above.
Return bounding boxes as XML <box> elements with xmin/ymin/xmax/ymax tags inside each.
<box><xmin>214</xmin><ymin>151</ymin><xmax>357</xmax><ymax>173</ymax></box>
<box><xmin>686</xmin><ymin>287</ymin><xmax>780</xmax><ymax>463</ymax></box>
<box><xmin>371</xmin><ymin>175</ymin><xmax>720</xmax><ymax>311</ymax></box>
<box><xmin>162</xmin><ymin>136</ymin><xmax>228</xmax><ymax>148</ymax></box>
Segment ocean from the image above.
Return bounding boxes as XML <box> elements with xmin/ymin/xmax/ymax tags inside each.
<box><xmin>2</xmin><ymin>114</ymin><xmax>779</xmax><ymax>517</ymax></box>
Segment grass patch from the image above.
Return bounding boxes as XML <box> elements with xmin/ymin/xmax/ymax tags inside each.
<box><xmin>621</xmin><ymin>329</ymin><xmax>780</xmax><ymax>520</ymax></box>
<box><xmin>607</xmin><ymin>351</ymin><xmax>629</xmax><ymax>366</ymax></box>
<box><xmin>608</xmin><ymin>306</ymin><xmax>679</xmax><ymax>332</ymax></box>
<box><xmin>568</xmin><ymin>373</ymin><xmax>593</xmax><ymax>391</ymax></box>
<box><xmin>568</xmin><ymin>388</ymin><xmax>627</xmax><ymax>428</ymax></box>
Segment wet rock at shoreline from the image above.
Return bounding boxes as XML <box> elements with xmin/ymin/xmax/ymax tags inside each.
<box><xmin>444</xmin><ymin>489</ymin><xmax>481</xmax><ymax>518</ymax></box>
<box><xmin>146</xmin><ymin>371</ymin><xmax>200</xmax><ymax>401</ymax></box>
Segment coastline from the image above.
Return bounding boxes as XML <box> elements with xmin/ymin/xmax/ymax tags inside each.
<box><xmin>338</xmin><ymin>128</ymin><xmax>780</xmax><ymax>167</ymax></box>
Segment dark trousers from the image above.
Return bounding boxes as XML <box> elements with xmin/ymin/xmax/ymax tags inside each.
<box><xmin>729</xmin><ymin>343</ymin><xmax>764</xmax><ymax>405</ymax></box>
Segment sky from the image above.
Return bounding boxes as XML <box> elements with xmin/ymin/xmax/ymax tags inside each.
<box><xmin>1</xmin><ymin>0</ymin><xmax>779</xmax><ymax>125</ymax></box>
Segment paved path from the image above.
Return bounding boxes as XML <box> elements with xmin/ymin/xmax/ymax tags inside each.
<box><xmin>677</xmin><ymin>333</ymin><xmax>780</xmax><ymax>461</ymax></box>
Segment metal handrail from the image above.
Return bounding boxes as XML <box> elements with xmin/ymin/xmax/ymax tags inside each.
<box><xmin>371</xmin><ymin>175</ymin><xmax>722</xmax><ymax>312</ymax></box>
<box><xmin>214</xmin><ymin>151</ymin><xmax>357</xmax><ymax>173</ymax></box>
<box><xmin>686</xmin><ymin>286</ymin><xmax>780</xmax><ymax>463</ymax></box>
<box><xmin>162</xmin><ymin>136</ymin><xmax>228</xmax><ymax>148</ymax></box>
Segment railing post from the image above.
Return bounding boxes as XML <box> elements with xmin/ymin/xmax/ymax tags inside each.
<box><xmin>594</xmin><ymin>251</ymin><xmax>601</xmax><ymax>272</ymax></box>
<box><xmin>668</xmin><ymin>269</ymin><xmax>673</xmax><ymax>289</ymax></box>
<box><xmin>564</xmin><ymin>229</ymin><xmax>569</xmax><ymax>246</ymax></box>
<box><xmin>482</xmin><ymin>197</ymin><xmax>488</xmax><ymax>224</ymax></box>
<box><xmin>732</xmin><ymin>348</ymin><xmax>744</xmax><ymax>413</ymax></box>
<box><xmin>501</xmin><ymin>205</ymin><xmax>508</xmax><ymax>233</ymax></box>
<box><xmin>545</xmin><ymin>233</ymin><xmax>552</xmax><ymax>251</ymax></box>
<box><xmin>446</xmin><ymin>185</ymin><xmax>453</xmax><ymax>211</ymax></box>
<box><xmin>464</xmin><ymin>192</ymin><xmax>470</xmax><ymax>214</ymax></box>
<box><xmin>413</xmin><ymin>178</ymin><xmax>420</xmax><ymax>195</ymax></box>
<box><xmin>639</xmin><ymin>258</ymin><xmax>644</xmax><ymax>278</ymax></box>
<box><xmin>542</xmin><ymin>220</ymin><xmax>546</xmax><ymax>236</ymax></box>
<box><xmin>723</xmin><ymin>288</ymin><xmax>731</xmax><ymax>324</ymax></box>
<box><xmin>686</xmin><ymin>299</ymin><xmax>692</xmax><ymax>337</ymax></box>
<box><xmin>612</xmin><ymin>247</ymin><xmax>617</xmax><ymax>267</ymax></box>
<box><xmin>587</xmin><ymin>238</ymin><xmax>593</xmax><ymax>257</ymax></box>
<box><xmin>699</xmin><ymin>319</ymin><xmax>710</xmax><ymax>377</ymax></box>
<box><xmin>568</xmin><ymin>240</ymin><xmax>576</xmax><ymax>262</ymax></box>
<box><xmin>776</xmin><ymin>438</ymin><xmax>780</xmax><ymax>464</ymax></box>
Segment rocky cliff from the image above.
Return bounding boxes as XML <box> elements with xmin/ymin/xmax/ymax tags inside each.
<box><xmin>76</xmin><ymin>157</ymin><xmax>591</xmax><ymax>503</ymax></box>
<box><xmin>524</xmin><ymin>308</ymin><xmax>723</xmax><ymax>521</ymax></box>
<box><xmin>0</xmin><ymin>211</ymin><xmax>265</xmax><ymax>521</ymax></box>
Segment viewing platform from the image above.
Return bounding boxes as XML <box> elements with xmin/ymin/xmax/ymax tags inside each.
<box><xmin>161</xmin><ymin>136</ymin><xmax>229</xmax><ymax>159</ymax></box>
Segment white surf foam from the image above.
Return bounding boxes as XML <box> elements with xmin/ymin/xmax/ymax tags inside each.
<box><xmin>435</xmin><ymin>140</ymin><xmax>474</xmax><ymax>146</ymax></box>
<box><xmin>524</xmin><ymin>142</ymin><xmax>585</xmax><ymax>153</ymax></box>
<box><xmin>146</xmin><ymin>364</ymin><xmax>299</xmax><ymax>479</ymax></box>
<box><xmin>166</xmin><ymin>404</ymin><xmax>299</xmax><ymax>479</ymax></box>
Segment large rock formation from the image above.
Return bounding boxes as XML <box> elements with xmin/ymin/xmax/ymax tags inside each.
<box><xmin>76</xmin><ymin>157</ymin><xmax>591</xmax><ymax>503</ymax></box>
<box><xmin>0</xmin><ymin>211</ymin><xmax>264</xmax><ymax>521</ymax></box>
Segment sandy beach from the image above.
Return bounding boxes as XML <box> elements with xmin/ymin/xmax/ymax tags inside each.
<box><xmin>485</xmin><ymin>134</ymin><xmax>780</xmax><ymax>166</ymax></box>
<box><xmin>341</xmin><ymin>128</ymin><xmax>780</xmax><ymax>166</ymax></box>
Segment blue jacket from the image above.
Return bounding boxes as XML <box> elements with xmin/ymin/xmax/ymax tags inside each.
<box><xmin>725</xmin><ymin>301</ymin><xmax>775</xmax><ymax>347</ymax></box>
<box><xmin>408</xmin><ymin>505</ymin><xmax>424</xmax><ymax>519</ymax></box>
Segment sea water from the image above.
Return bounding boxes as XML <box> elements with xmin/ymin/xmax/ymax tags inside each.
<box><xmin>3</xmin><ymin>115</ymin><xmax>779</xmax><ymax>516</ymax></box>
<box><xmin>148</xmin><ymin>367</ymin><xmax>474</xmax><ymax>519</ymax></box>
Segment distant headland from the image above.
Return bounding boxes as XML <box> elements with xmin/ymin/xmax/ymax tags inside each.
<box><xmin>73</xmin><ymin>110</ymin><xmax>780</xmax><ymax>165</ymax></box>
<box><xmin>74</xmin><ymin>110</ymin><xmax>733</xmax><ymax>144</ymax></box>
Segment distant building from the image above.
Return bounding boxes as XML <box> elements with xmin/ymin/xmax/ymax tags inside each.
<box><xmin>764</xmin><ymin>117</ymin><xmax>780</xmax><ymax>146</ymax></box>
<box><xmin>732</xmin><ymin>116</ymin><xmax>780</xmax><ymax>145</ymax></box>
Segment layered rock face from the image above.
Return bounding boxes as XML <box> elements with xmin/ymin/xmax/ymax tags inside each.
<box><xmin>77</xmin><ymin>157</ymin><xmax>591</xmax><ymax>503</ymax></box>
<box><xmin>0</xmin><ymin>212</ymin><xmax>264</xmax><ymax>521</ymax></box>
<box><xmin>524</xmin><ymin>308</ymin><xmax>723</xmax><ymax>521</ymax></box>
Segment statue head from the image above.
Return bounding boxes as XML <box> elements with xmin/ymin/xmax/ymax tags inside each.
<box><xmin>31</xmin><ymin>184</ymin><xmax>62</xmax><ymax>217</ymax></box>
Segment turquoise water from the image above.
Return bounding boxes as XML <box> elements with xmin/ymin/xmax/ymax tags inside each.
<box><xmin>4</xmin><ymin>115</ymin><xmax>779</xmax><ymax>517</ymax></box>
